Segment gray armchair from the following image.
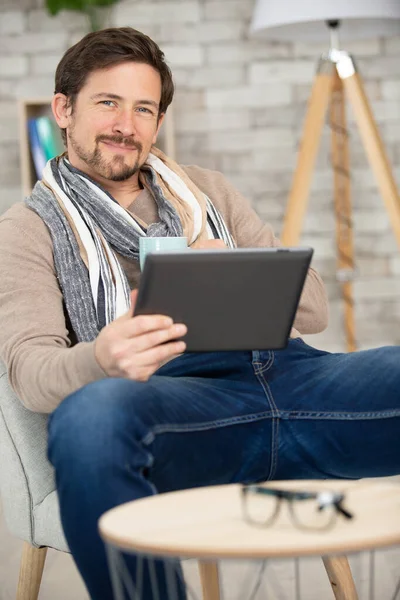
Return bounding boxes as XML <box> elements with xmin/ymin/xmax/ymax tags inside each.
<box><xmin>0</xmin><ymin>360</ymin><xmax>222</xmax><ymax>600</ymax></box>
<box><xmin>0</xmin><ymin>359</ymin><xmax>359</xmax><ymax>600</ymax></box>
<box><xmin>0</xmin><ymin>359</ymin><xmax>68</xmax><ymax>600</ymax></box>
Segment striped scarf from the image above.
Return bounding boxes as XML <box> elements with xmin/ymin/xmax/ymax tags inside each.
<box><xmin>26</xmin><ymin>148</ymin><xmax>235</xmax><ymax>342</ymax></box>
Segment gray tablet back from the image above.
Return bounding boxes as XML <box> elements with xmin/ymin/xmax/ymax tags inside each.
<box><xmin>135</xmin><ymin>247</ymin><xmax>313</xmax><ymax>352</ymax></box>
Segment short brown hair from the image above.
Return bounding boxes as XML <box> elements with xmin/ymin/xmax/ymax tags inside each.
<box><xmin>55</xmin><ymin>27</ymin><xmax>174</xmax><ymax>142</ymax></box>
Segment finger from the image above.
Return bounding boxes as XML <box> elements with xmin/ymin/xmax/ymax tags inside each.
<box><xmin>115</xmin><ymin>313</ymin><xmax>175</xmax><ymax>339</ymax></box>
<box><xmin>131</xmin><ymin>314</ymin><xmax>177</xmax><ymax>337</ymax></box>
<box><xmin>134</xmin><ymin>339</ymin><xmax>187</xmax><ymax>367</ymax></box>
<box><xmin>212</xmin><ymin>239</ymin><xmax>227</xmax><ymax>248</ymax></box>
<box><xmin>192</xmin><ymin>239</ymin><xmax>227</xmax><ymax>250</ymax></box>
<box><xmin>130</xmin><ymin>323</ymin><xmax>187</xmax><ymax>352</ymax></box>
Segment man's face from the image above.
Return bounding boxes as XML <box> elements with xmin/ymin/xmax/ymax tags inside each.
<box><xmin>59</xmin><ymin>62</ymin><xmax>164</xmax><ymax>182</ymax></box>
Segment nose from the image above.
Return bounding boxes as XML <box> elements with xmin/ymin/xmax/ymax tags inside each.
<box><xmin>112</xmin><ymin>109</ymin><xmax>136</xmax><ymax>138</ymax></box>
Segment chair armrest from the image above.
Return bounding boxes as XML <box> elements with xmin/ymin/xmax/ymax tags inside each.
<box><xmin>0</xmin><ymin>361</ymin><xmax>60</xmax><ymax>546</ymax></box>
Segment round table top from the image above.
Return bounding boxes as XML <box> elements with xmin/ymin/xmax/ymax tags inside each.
<box><xmin>99</xmin><ymin>479</ymin><xmax>400</xmax><ymax>559</ymax></box>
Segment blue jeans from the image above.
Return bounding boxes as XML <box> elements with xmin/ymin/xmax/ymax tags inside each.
<box><xmin>47</xmin><ymin>339</ymin><xmax>400</xmax><ymax>600</ymax></box>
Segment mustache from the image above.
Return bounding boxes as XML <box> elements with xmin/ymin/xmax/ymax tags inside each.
<box><xmin>96</xmin><ymin>135</ymin><xmax>143</xmax><ymax>151</ymax></box>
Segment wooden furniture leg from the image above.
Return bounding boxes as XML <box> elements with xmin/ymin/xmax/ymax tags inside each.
<box><xmin>198</xmin><ymin>560</ymin><xmax>221</xmax><ymax>600</ymax></box>
<box><xmin>16</xmin><ymin>542</ymin><xmax>48</xmax><ymax>600</ymax></box>
<box><xmin>343</xmin><ymin>70</ymin><xmax>400</xmax><ymax>249</ymax></box>
<box><xmin>281</xmin><ymin>63</ymin><xmax>334</xmax><ymax>246</ymax></box>
<box><xmin>331</xmin><ymin>69</ymin><xmax>357</xmax><ymax>353</ymax></box>
<box><xmin>322</xmin><ymin>555</ymin><xmax>358</xmax><ymax>600</ymax></box>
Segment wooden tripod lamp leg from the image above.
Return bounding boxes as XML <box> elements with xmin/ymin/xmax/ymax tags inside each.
<box><xmin>341</xmin><ymin>65</ymin><xmax>400</xmax><ymax>248</ymax></box>
<box><xmin>331</xmin><ymin>70</ymin><xmax>357</xmax><ymax>353</ymax></box>
<box><xmin>281</xmin><ymin>62</ymin><xmax>334</xmax><ymax>246</ymax></box>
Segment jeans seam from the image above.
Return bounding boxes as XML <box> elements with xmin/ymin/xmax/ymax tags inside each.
<box><xmin>145</xmin><ymin>410</ymin><xmax>274</xmax><ymax>437</ymax></box>
<box><xmin>277</xmin><ymin>409</ymin><xmax>400</xmax><ymax>420</ymax></box>
<box><xmin>252</xmin><ymin>351</ymin><xmax>279</xmax><ymax>481</ymax></box>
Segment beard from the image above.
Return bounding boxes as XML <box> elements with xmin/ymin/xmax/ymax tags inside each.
<box><xmin>67</xmin><ymin>126</ymin><xmax>144</xmax><ymax>182</ymax></box>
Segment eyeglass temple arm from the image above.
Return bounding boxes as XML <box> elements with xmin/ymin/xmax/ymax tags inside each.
<box><xmin>242</xmin><ymin>486</ymin><xmax>316</xmax><ymax>500</ymax></box>
<box><xmin>335</xmin><ymin>501</ymin><xmax>353</xmax><ymax>520</ymax></box>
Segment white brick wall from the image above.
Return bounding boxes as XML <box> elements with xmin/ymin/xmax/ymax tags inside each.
<box><xmin>206</xmin><ymin>84</ymin><xmax>292</xmax><ymax>108</ymax></box>
<box><xmin>203</xmin><ymin>0</ymin><xmax>253</xmax><ymax>21</ymax></box>
<box><xmin>0</xmin><ymin>0</ymin><xmax>400</xmax><ymax>352</ymax></box>
<box><xmin>382</xmin><ymin>80</ymin><xmax>400</xmax><ymax>99</ymax></box>
<box><xmin>157</xmin><ymin>21</ymin><xmax>246</xmax><ymax>44</ymax></box>
<box><xmin>114</xmin><ymin>0</ymin><xmax>201</xmax><ymax>25</ymax></box>
<box><xmin>27</xmin><ymin>9</ymin><xmax>87</xmax><ymax>32</ymax></box>
<box><xmin>0</xmin><ymin>55</ymin><xmax>28</xmax><ymax>78</ymax></box>
<box><xmin>162</xmin><ymin>44</ymin><xmax>204</xmax><ymax>67</ymax></box>
<box><xmin>385</xmin><ymin>36</ymin><xmax>400</xmax><ymax>55</ymax></box>
<box><xmin>0</xmin><ymin>10</ymin><xmax>26</xmax><ymax>34</ymax></box>
<box><xmin>249</xmin><ymin>60</ymin><xmax>316</xmax><ymax>84</ymax></box>
<box><xmin>0</xmin><ymin>31</ymin><xmax>68</xmax><ymax>54</ymax></box>
<box><xmin>176</xmin><ymin>109</ymin><xmax>250</xmax><ymax>133</ymax></box>
<box><xmin>206</xmin><ymin>41</ymin><xmax>292</xmax><ymax>64</ymax></box>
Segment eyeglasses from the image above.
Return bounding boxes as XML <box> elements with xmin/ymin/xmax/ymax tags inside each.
<box><xmin>241</xmin><ymin>484</ymin><xmax>354</xmax><ymax>531</ymax></box>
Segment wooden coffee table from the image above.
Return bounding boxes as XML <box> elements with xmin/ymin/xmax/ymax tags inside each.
<box><xmin>99</xmin><ymin>479</ymin><xmax>400</xmax><ymax>599</ymax></box>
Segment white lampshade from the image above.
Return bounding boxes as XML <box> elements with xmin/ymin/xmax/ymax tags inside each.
<box><xmin>251</xmin><ymin>0</ymin><xmax>400</xmax><ymax>42</ymax></box>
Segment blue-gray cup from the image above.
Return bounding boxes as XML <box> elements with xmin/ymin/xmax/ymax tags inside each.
<box><xmin>139</xmin><ymin>236</ymin><xmax>188</xmax><ymax>271</ymax></box>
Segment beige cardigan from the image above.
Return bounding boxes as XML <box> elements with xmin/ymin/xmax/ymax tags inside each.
<box><xmin>0</xmin><ymin>165</ymin><xmax>328</xmax><ymax>413</ymax></box>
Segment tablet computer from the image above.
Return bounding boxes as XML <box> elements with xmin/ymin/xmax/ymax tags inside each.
<box><xmin>135</xmin><ymin>247</ymin><xmax>313</xmax><ymax>352</ymax></box>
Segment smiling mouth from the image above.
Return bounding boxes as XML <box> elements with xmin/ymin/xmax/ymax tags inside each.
<box><xmin>101</xmin><ymin>140</ymin><xmax>138</xmax><ymax>152</ymax></box>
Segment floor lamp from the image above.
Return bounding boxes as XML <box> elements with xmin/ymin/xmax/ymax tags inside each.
<box><xmin>251</xmin><ymin>0</ymin><xmax>400</xmax><ymax>352</ymax></box>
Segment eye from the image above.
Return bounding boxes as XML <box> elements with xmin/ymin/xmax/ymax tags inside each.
<box><xmin>136</xmin><ymin>107</ymin><xmax>153</xmax><ymax>115</ymax></box>
<box><xmin>100</xmin><ymin>100</ymin><xmax>115</xmax><ymax>107</ymax></box>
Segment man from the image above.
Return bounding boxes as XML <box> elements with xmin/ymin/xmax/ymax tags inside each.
<box><xmin>0</xmin><ymin>27</ymin><xmax>399</xmax><ymax>600</ymax></box>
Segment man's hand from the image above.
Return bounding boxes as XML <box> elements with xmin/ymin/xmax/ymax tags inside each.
<box><xmin>94</xmin><ymin>290</ymin><xmax>187</xmax><ymax>382</ymax></box>
<box><xmin>192</xmin><ymin>239</ymin><xmax>227</xmax><ymax>250</ymax></box>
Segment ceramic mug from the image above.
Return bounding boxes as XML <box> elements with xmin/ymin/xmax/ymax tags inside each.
<box><xmin>139</xmin><ymin>236</ymin><xmax>188</xmax><ymax>270</ymax></box>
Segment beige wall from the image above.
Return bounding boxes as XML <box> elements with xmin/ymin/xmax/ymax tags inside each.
<box><xmin>1</xmin><ymin>0</ymin><xmax>400</xmax><ymax>351</ymax></box>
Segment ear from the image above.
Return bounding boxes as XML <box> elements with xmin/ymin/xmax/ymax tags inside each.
<box><xmin>52</xmin><ymin>93</ymin><xmax>72</xmax><ymax>130</ymax></box>
<box><xmin>152</xmin><ymin>112</ymin><xmax>166</xmax><ymax>145</ymax></box>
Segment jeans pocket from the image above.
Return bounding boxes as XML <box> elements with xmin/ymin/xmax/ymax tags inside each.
<box><xmin>252</xmin><ymin>349</ymin><xmax>275</xmax><ymax>375</ymax></box>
